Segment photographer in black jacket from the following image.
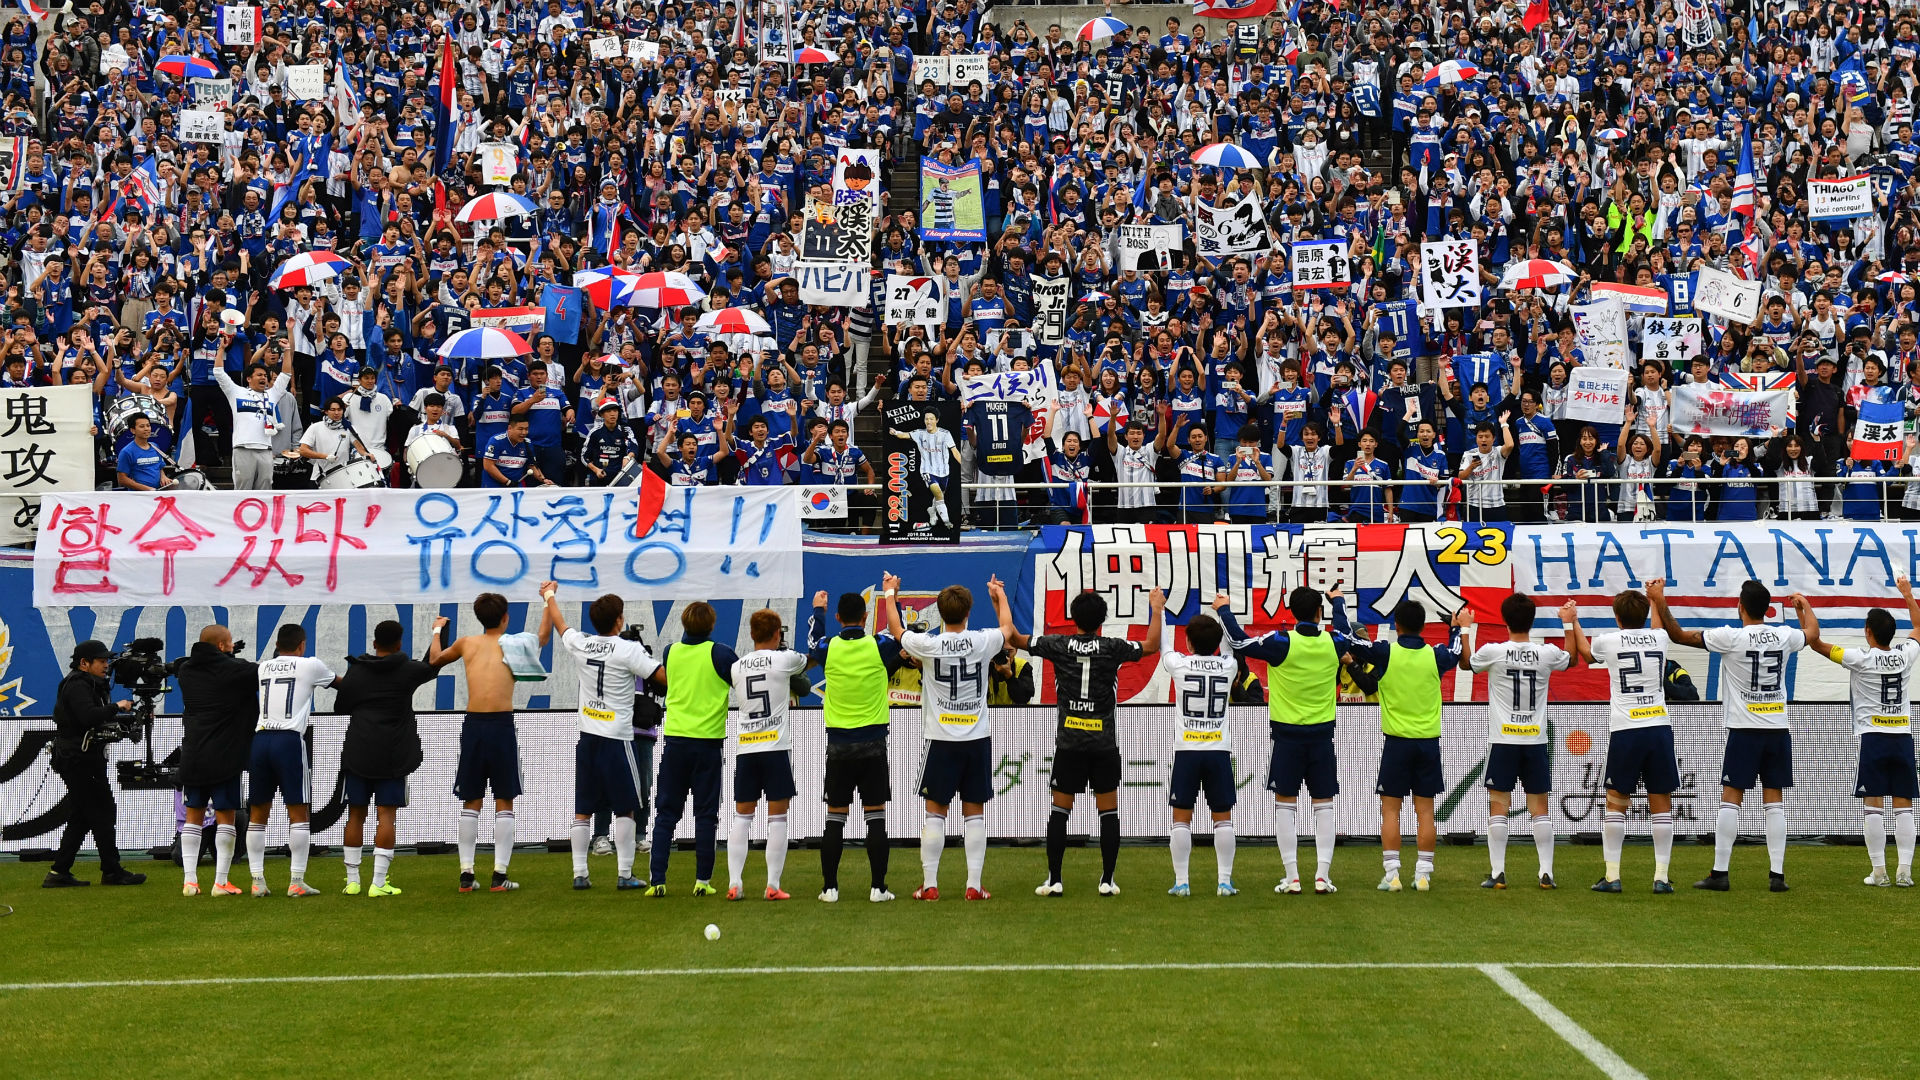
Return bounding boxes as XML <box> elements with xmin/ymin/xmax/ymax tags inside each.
<box><xmin>336</xmin><ymin>620</ymin><xmax>437</xmax><ymax>896</ymax></box>
<box><xmin>174</xmin><ymin>624</ymin><xmax>258</xmax><ymax>896</ymax></box>
<box><xmin>46</xmin><ymin>641</ymin><xmax>144</xmax><ymax>888</ymax></box>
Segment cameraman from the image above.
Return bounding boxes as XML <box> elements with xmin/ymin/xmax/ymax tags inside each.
<box><xmin>174</xmin><ymin>625</ymin><xmax>258</xmax><ymax>896</ymax></box>
<box><xmin>45</xmin><ymin>641</ymin><xmax>146</xmax><ymax>888</ymax></box>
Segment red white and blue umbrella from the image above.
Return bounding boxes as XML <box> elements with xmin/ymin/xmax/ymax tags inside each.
<box><xmin>574</xmin><ymin>267</ymin><xmax>640</xmax><ymax>309</ymax></box>
<box><xmin>156</xmin><ymin>55</ymin><xmax>220</xmax><ymax>79</ymax></box>
<box><xmin>1497</xmin><ymin>258</ymin><xmax>1577</xmax><ymax>291</ymax></box>
<box><xmin>625</xmin><ymin>271</ymin><xmax>707</xmax><ymax>309</ymax></box>
<box><xmin>791</xmin><ymin>47</ymin><xmax>839</xmax><ymax>64</ymax></box>
<box><xmin>1078</xmin><ymin>291</ymin><xmax>1111</xmax><ymax>303</ymax></box>
<box><xmin>438</xmin><ymin>327</ymin><xmax>532</xmax><ymax>361</ymax></box>
<box><xmin>1191</xmin><ymin>142</ymin><xmax>1263</xmax><ymax>170</ymax></box>
<box><xmin>1592</xmin><ymin>127</ymin><xmax>1630</xmax><ymax>141</ymax></box>
<box><xmin>1076</xmin><ymin>16</ymin><xmax>1128</xmax><ymax>42</ymax></box>
<box><xmin>695</xmin><ymin>307</ymin><xmax>772</xmax><ymax>336</ymax></box>
<box><xmin>455</xmin><ymin>191</ymin><xmax>536</xmax><ymax>222</ymax></box>
<box><xmin>1877</xmin><ymin>271</ymin><xmax>1910</xmax><ymax>285</ymax></box>
<box><xmin>1421</xmin><ymin>60</ymin><xmax>1480</xmax><ymax>86</ymax></box>
<box><xmin>267</xmin><ymin>250</ymin><xmax>351</xmax><ymax>289</ymax></box>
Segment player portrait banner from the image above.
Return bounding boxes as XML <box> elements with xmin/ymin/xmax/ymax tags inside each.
<box><xmin>31</xmin><ymin>487</ymin><xmax>804</xmax><ymax>608</ymax></box>
<box><xmin>179</xmin><ymin>109</ymin><xmax>226</xmax><ymax>144</ymax></box>
<box><xmin>830</xmin><ymin>148</ymin><xmax>879</xmax><ymax>257</ymax></box>
<box><xmin>792</xmin><ymin>261</ymin><xmax>869</xmax><ymax>307</ymax></box>
<box><xmin>1030</xmin><ymin>273</ymin><xmax>1071</xmax><ymax>345</ymax></box>
<box><xmin>881</xmin><ymin>400</ymin><xmax>962</xmax><ymax>545</ymax></box>
<box><xmin>758</xmin><ymin>0</ymin><xmax>792</xmax><ymax>63</ymax></box>
<box><xmin>1571</xmin><ymin>298</ymin><xmax>1629</xmax><ymax>368</ymax></box>
<box><xmin>1194</xmin><ymin>192</ymin><xmax>1267</xmax><ymax>257</ymax></box>
<box><xmin>1808</xmin><ymin>175</ymin><xmax>1874</xmax><ymax>222</ymax></box>
<box><xmin>918</xmin><ymin>159</ymin><xmax>985</xmax><ymax>241</ymax></box>
<box><xmin>1116</xmin><ymin>224</ymin><xmax>1183</xmax><ymax>272</ymax></box>
<box><xmin>0</xmin><ymin>386</ymin><xmax>92</xmax><ymax>547</ymax></box>
<box><xmin>189</xmin><ymin>77</ymin><xmax>233</xmax><ymax>107</ymax></box>
<box><xmin>1419</xmin><ymin>238</ymin><xmax>1481</xmax><ymax>327</ymax></box>
<box><xmin>884</xmin><ymin>274</ymin><xmax>943</xmax><ymax>325</ymax></box>
<box><xmin>1563</xmin><ymin>366</ymin><xmax>1630</xmax><ymax>425</ymax></box>
<box><xmin>1694</xmin><ymin>265</ymin><xmax>1764</xmax><ymax>324</ymax></box>
<box><xmin>1669</xmin><ymin>384</ymin><xmax>1792</xmax><ymax>437</ymax></box>
<box><xmin>215</xmin><ymin>3</ymin><xmax>260</xmax><ymax>45</ymax></box>
<box><xmin>1290</xmin><ymin>238</ymin><xmax>1352</xmax><ymax>290</ymax></box>
<box><xmin>1637</xmin><ymin>315</ymin><xmax>1703</xmax><ymax>368</ymax></box>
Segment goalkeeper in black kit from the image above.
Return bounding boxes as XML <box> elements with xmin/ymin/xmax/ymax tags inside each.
<box><xmin>990</xmin><ymin>577</ymin><xmax>1164</xmax><ymax>897</ymax></box>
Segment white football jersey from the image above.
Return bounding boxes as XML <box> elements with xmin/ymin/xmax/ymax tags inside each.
<box><xmin>899</xmin><ymin>627</ymin><xmax>1003</xmax><ymax>741</ymax></box>
<box><xmin>1587</xmin><ymin>628</ymin><xmax>1672</xmax><ymax>731</ymax></box>
<box><xmin>730</xmin><ymin>648</ymin><xmax>809</xmax><ymax>754</ymax></box>
<box><xmin>1838</xmin><ymin>639</ymin><xmax>1920</xmax><ymax>736</ymax></box>
<box><xmin>1470</xmin><ymin>640</ymin><xmax>1572</xmax><ymax>745</ymax></box>
<box><xmin>1161</xmin><ymin>651</ymin><xmax>1236</xmax><ymax>751</ymax></box>
<box><xmin>255</xmin><ymin>655</ymin><xmax>337</xmax><ymax>733</ymax></box>
<box><xmin>1701</xmin><ymin>623</ymin><xmax>1806</xmax><ymax>729</ymax></box>
<box><xmin>561</xmin><ymin>628</ymin><xmax>661</xmax><ymax>740</ymax></box>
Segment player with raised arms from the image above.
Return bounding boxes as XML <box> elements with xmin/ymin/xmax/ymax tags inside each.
<box><xmin>725</xmin><ymin>609</ymin><xmax>809</xmax><ymax>901</ymax></box>
<box><xmin>1563</xmin><ymin>589</ymin><xmax>1677</xmax><ymax>894</ymax></box>
<box><xmin>1160</xmin><ymin>603</ymin><xmax>1239</xmax><ymax>897</ymax></box>
<box><xmin>426</xmin><ymin>592</ymin><xmax>526</xmax><ymax>893</ymax></box>
<box><xmin>647</xmin><ymin>601</ymin><xmax>740</xmax><ymax>897</ymax></box>
<box><xmin>807</xmin><ymin>589</ymin><xmax>906</xmax><ymax>903</ymax></box>
<box><xmin>1460</xmin><ymin>594</ymin><xmax>1576</xmax><ymax>890</ymax></box>
<box><xmin>882</xmin><ymin>572</ymin><xmax>1003</xmax><ymax>902</ymax></box>
<box><xmin>1647</xmin><ymin>578</ymin><xmax>1803</xmax><ymax>893</ymax></box>
<box><xmin>246</xmin><ymin>623</ymin><xmax>340</xmax><ymax>897</ymax></box>
<box><xmin>1794</xmin><ymin>579</ymin><xmax>1920</xmax><ymax>887</ymax></box>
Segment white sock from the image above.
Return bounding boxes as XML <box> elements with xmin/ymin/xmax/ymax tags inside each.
<box><xmin>457</xmin><ymin>809</ymin><xmax>480</xmax><ymax>873</ymax></box>
<box><xmin>1314</xmin><ymin>803</ymin><xmax>1336</xmax><ymax>880</ymax></box>
<box><xmin>289</xmin><ymin>822</ymin><xmax>311</xmax><ymax>884</ymax></box>
<box><xmin>1897</xmin><ymin>809</ymin><xmax>1916</xmax><ymax>874</ymax></box>
<box><xmin>493</xmin><ymin>811</ymin><xmax>516</xmax><ymax>874</ymax></box>
<box><xmin>214</xmin><ymin>824</ymin><xmax>236</xmax><ymax>886</ymax></box>
<box><xmin>767</xmin><ymin>814</ymin><xmax>790</xmax><ymax>889</ymax></box>
<box><xmin>1214</xmin><ymin>821</ymin><xmax>1236</xmax><ymax>884</ymax></box>
<box><xmin>1764</xmin><ymin>803</ymin><xmax>1787</xmax><ymax>875</ymax></box>
<box><xmin>1169</xmin><ymin>822</ymin><xmax>1192</xmax><ymax>886</ymax></box>
<box><xmin>1531</xmin><ymin>815</ymin><xmax>1554</xmax><ymax>877</ymax></box>
<box><xmin>1487</xmin><ymin>816</ymin><xmax>1509</xmax><ymax>878</ymax></box>
<box><xmin>1415</xmin><ymin>849</ymin><xmax>1434</xmax><ymax>876</ymax></box>
<box><xmin>921</xmin><ymin>813</ymin><xmax>946</xmax><ymax>890</ymax></box>
<box><xmin>1274</xmin><ymin>803</ymin><xmax>1298</xmax><ymax>880</ymax></box>
<box><xmin>570</xmin><ymin>821</ymin><xmax>591</xmax><ymax>878</ymax></box>
<box><xmin>1651</xmin><ymin>811</ymin><xmax>1674</xmax><ymax>881</ymax></box>
<box><xmin>247</xmin><ymin>823</ymin><xmax>267</xmax><ymax>883</ymax></box>
<box><xmin>1865</xmin><ymin>808</ymin><xmax>1887</xmax><ymax>869</ymax></box>
<box><xmin>728</xmin><ymin>812</ymin><xmax>753</xmax><ymax>890</ymax></box>
<box><xmin>181</xmin><ymin>827</ymin><xmax>202</xmax><ymax>886</ymax></box>
<box><xmin>613</xmin><ymin>815</ymin><xmax>637</xmax><ymax>879</ymax></box>
<box><xmin>372</xmin><ymin>848</ymin><xmax>393</xmax><ymax>889</ymax></box>
<box><xmin>1382</xmin><ymin>849</ymin><xmax>1400</xmax><ymax>874</ymax></box>
<box><xmin>1602</xmin><ymin>811</ymin><xmax>1625</xmax><ymax>880</ymax></box>
<box><xmin>342</xmin><ymin>842</ymin><xmax>363</xmax><ymax>886</ymax></box>
<box><xmin>963</xmin><ymin>815</ymin><xmax>986</xmax><ymax>891</ymax></box>
<box><xmin>1713</xmin><ymin>801</ymin><xmax>1739</xmax><ymax>872</ymax></box>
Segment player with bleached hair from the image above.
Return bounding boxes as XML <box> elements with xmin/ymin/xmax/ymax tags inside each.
<box><xmin>724</xmin><ymin>608</ymin><xmax>809</xmax><ymax>901</ymax></box>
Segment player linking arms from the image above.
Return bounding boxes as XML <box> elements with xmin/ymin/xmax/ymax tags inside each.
<box><xmin>725</xmin><ymin>610</ymin><xmax>809</xmax><ymax>901</ymax></box>
<box><xmin>1161</xmin><ymin>603</ymin><xmax>1240</xmax><ymax>897</ymax></box>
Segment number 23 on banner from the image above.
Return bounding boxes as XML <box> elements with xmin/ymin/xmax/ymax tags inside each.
<box><xmin>1433</xmin><ymin>525</ymin><xmax>1508</xmax><ymax>566</ymax></box>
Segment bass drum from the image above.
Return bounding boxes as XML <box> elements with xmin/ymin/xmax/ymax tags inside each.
<box><xmin>404</xmin><ymin>432</ymin><xmax>463</xmax><ymax>489</ymax></box>
<box><xmin>610</xmin><ymin>459</ymin><xmax>645</xmax><ymax>486</ymax></box>
<box><xmin>274</xmin><ymin>450</ymin><xmax>313</xmax><ymax>490</ymax></box>
<box><xmin>318</xmin><ymin>458</ymin><xmax>384</xmax><ymax>490</ymax></box>
<box><xmin>168</xmin><ymin>467</ymin><xmax>209</xmax><ymax>490</ymax></box>
<box><xmin>104</xmin><ymin>395</ymin><xmax>159</xmax><ymax>441</ymax></box>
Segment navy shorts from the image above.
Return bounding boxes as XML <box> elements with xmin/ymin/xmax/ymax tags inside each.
<box><xmin>1376</xmin><ymin>736</ymin><xmax>1444</xmax><ymax>798</ymax></box>
<box><xmin>1050</xmin><ymin>745</ymin><xmax>1122</xmax><ymax>795</ymax></box>
<box><xmin>1722</xmin><ymin>728</ymin><xmax>1794</xmax><ymax>791</ymax></box>
<box><xmin>247</xmin><ymin>730</ymin><xmax>310</xmax><ymax>806</ymax></box>
<box><xmin>182</xmin><ymin>776</ymin><xmax>243</xmax><ymax>812</ymax></box>
<box><xmin>1857</xmin><ymin>733</ymin><xmax>1920</xmax><ymax>800</ymax></box>
<box><xmin>1169</xmin><ymin>749</ymin><xmax>1237</xmax><ymax>812</ymax></box>
<box><xmin>1484</xmin><ymin>744</ymin><xmax>1552</xmax><ymax>794</ymax></box>
<box><xmin>454</xmin><ymin>712</ymin><xmax>523</xmax><ymax>802</ymax></box>
<box><xmin>1603</xmin><ymin>725</ymin><xmax>1681</xmax><ymax>796</ymax></box>
<box><xmin>735</xmin><ymin>749</ymin><xmax>798</xmax><ymax>804</ymax></box>
<box><xmin>575</xmin><ymin>732</ymin><xmax>643</xmax><ymax>816</ymax></box>
<box><xmin>920</xmin><ymin>737</ymin><xmax>995</xmax><ymax>805</ymax></box>
<box><xmin>1267</xmin><ymin>721</ymin><xmax>1339</xmax><ymax>799</ymax></box>
<box><xmin>344</xmin><ymin>771</ymin><xmax>409</xmax><ymax>808</ymax></box>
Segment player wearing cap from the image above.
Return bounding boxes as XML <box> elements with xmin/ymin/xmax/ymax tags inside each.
<box><xmin>725</xmin><ymin>609</ymin><xmax>809</xmax><ymax>901</ymax></box>
<box><xmin>1648</xmin><ymin>579</ymin><xmax>1804</xmax><ymax>893</ymax></box>
<box><xmin>1564</xmin><ymin>590</ymin><xmax>1677</xmax><ymax>894</ymax></box>
<box><xmin>882</xmin><ymin>573</ymin><xmax>1003</xmax><ymax>902</ymax></box>
<box><xmin>1795</xmin><ymin>580</ymin><xmax>1920</xmax><ymax>887</ymax></box>
<box><xmin>246</xmin><ymin>623</ymin><xmax>341</xmax><ymax>898</ymax></box>
<box><xmin>1460</xmin><ymin>595</ymin><xmax>1576</xmax><ymax>890</ymax></box>
<box><xmin>1160</xmin><ymin>605</ymin><xmax>1239</xmax><ymax>897</ymax></box>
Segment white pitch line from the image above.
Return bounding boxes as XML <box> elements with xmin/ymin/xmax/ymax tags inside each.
<box><xmin>1479</xmin><ymin>963</ymin><xmax>1647</xmax><ymax>1080</ymax></box>
<box><xmin>0</xmin><ymin>959</ymin><xmax>1915</xmax><ymax>993</ymax></box>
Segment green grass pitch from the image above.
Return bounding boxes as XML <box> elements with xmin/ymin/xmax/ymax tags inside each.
<box><xmin>3</xmin><ymin>843</ymin><xmax>1916</xmax><ymax>1079</ymax></box>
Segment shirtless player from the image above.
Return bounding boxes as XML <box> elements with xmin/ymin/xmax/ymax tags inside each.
<box><xmin>427</xmin><ymin>592</ymin><xmax>524</xmax><ymax>893</ymax></box>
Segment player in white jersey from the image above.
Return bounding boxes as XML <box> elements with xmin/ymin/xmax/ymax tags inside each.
<box><xmin>1461</xmin><ymin>594</ymin><xmax>1575</xmax><ymax>890</ymax></box>
<box><xmin>1158</xmin><ymin>610</ymin><xmax>1239</xmax><ymax>897</ymax></box>
<box><xmin>889</xmin><ymin>411</ymin><xmax>961</xmax><ymax>528</ymax></box>
<box><xmin>1564</xmin><ymin>589</ymin><xmax>1678</xmax><ymax>894</ymax></box>
<box><xmin>726</xmin><ymin>609</ymin><xmax>810</xmax><ymax>901</ymax></box>
<box><xmin>882</xmin><ymin>573</ymin><xmax>1003</xmax><ymax>901</ymax></box>
<box><xmin>542</xmin><ymin>584</ymin><xmax>664</xmax><ymax>890</ymax></box>
<box><xmin>1648</xmin><ymin>579</ymin><xmax>1805</xmax><ymax>893</ymax></box>
<box><xmin>246</xmin><ymin>623</ymin><xmax>340</xmax><ymax>897</ymax></box>
<box><xmin>1795</xmin><ymin>580</ymin><xmax>1920</xmax><ymax>887</ymax></box>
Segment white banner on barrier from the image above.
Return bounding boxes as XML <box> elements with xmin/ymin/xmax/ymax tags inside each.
<box><xmin>31</xmin><ymin>487</ymin><xmax>804</xmax><ymax>607</ymax></box>
<box><xmin>0</xmin><ymin>386</ymin><xmax>93</xmax><ymax>546</ymax></box>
